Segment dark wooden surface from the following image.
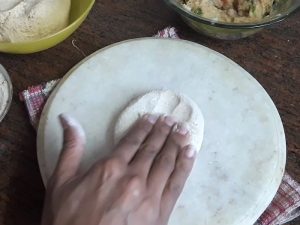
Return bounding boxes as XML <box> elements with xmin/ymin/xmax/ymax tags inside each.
<box><xmin>0</xmin><ymin>1</ymin><xmax>299</xmax><ymax>224</ymax></box>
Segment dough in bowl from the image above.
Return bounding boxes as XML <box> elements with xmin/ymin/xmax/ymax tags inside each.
<box><xmin>0</xmin><ymin>0</ymin><xmax>71</xmax><ymax>42</ymax></box>
<box><xmin>114</xmin><ymin>90</ymin><xmax>204</xmax><ymax>151</ymax></box>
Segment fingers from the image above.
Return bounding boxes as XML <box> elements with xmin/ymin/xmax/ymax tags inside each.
<box><xmin>113</xmin><ymin>114</ymin><xmax>158</xmax><ymax>162</ymax></box>
<box><xmin>160</xmin><ymin>145</ymin><xmax>196</xmax><ymax>222</ymax></box>
<box><xmin>51</xmin><ymin>114</ymin><xmax>85</xmax><ymax>187</ymax></box>
<box><xmin>147</xmin><ymin>124</ymin><xmax>190</xmax><ymax>195</ymax></box>
<box><xmin>129</xmin><ymin>116</ymin><xmax>176</xmax><ymax>176</ymax></box>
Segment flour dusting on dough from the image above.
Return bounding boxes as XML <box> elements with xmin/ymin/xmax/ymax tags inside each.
<box><xmin>114</xmin><ymin>90</ymin><xmax>204</xmax><ymax>151</ymax></box>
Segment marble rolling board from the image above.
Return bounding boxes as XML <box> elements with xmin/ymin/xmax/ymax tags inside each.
<box><xmin>37</xmin><ymin>38</ymin><xmax>286</xmax><ymax>225</ymax></box>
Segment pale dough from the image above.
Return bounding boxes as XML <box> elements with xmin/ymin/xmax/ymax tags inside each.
<box><xmin>0</xmin><ymin>0</ymin><xmax>71</xmax><ymax>42</ymax></box>
<box><xmin>114</xmin><ymin>90</ymin><xmax>204</xmax><ymax>151</ymax></box>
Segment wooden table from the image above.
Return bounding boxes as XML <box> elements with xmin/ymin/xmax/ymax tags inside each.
<box><xmin>0</xmin><ymin>1</ymin><xmax>299</xmax><ymax>224</ymax></box>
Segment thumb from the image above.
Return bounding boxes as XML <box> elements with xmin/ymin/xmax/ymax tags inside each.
<box><xmin>52</xmin><ymin>114</ymin><xmax>86</xmax><ymax>187</ymax></box>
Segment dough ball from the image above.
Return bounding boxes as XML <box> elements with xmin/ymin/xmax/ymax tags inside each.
<box><xmin>114</xmin><ymin>90</ymin><xmax>204</xmax><ymax>151</ymax></box>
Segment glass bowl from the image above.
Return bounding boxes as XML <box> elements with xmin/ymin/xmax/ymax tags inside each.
<box><xmin>164</xmin><ymin>0</ymin><xmax>300</xmax><ymax>40</ymax></box>
<box><xmin>0</xmin><ymin>0</ymin><xmax>95</xmax><ymax>54</ymax></box>
<box><xmin>0</xmin><ymin>65</ymin><xmax>13</xmax><ymax>123</ymax></box>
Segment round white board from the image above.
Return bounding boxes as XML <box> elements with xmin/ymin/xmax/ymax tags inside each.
<box><xmin>37</xmin><ymin>38</ymin><xmax>286</xmax><ymax>225</ymax></box>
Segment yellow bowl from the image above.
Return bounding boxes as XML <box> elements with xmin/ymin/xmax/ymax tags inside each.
<box><xmin>0</xmin><ymin>0</ymin><xmax>95</xmax><ymax>54</ymax></box>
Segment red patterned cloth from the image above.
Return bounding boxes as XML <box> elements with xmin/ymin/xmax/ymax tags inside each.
<box><xmin>154</xmin><ymin>27</ymin><xmax>180</xmax><ymax>39</ymax></box>
<box><xmin>19</xmin><ymin>79</ymin><xmax>59</xmax><ymax>129</ymax></box>
<box><xmin>256</xmin><ymin>173</ymin><xmax>300</xmax><ymax>225</ymax></box>
<box><xmin>20</xmin><ymin>27</ymin><xmax>300</xmax><ymax>224</ymax></box>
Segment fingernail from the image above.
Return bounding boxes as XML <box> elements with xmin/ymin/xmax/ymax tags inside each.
<box><xmin>185</xmin><ymin>145</ymin><xmax>196</xmax><ymax>158</ymax></box>
<box><xmin>143</xmin><ymin>114</ymin><xmax>159</xmax><ymax>124</ymax></box>
<box><xmin>164</xmin><ymin>116</ymin><xmax>175</xmax><ymax>127</ymax></box>
<box><xmin>59</xmin><ymin>114</ymin><xmax>86</xmax><ymax>139</ymax></box>
<box><xmin>174</xmin><ymin>123</ymin><xmax>189</xmax><ymax>135</ymax></box>
<box><xmin>59</xmin><ymin>114</ymin><xmax>69</xmax><ymax>130</ymax></box>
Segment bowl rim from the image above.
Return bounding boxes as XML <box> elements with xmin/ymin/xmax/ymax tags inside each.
<box><xmin>164</xmin><ymin>0</ymin><xmax>300</xmax><ymax>29</ymax></box>
<box><xmin>0</xmin><ymin>64</ymin><xmax>13</xmax><ymax>123</ymax></box>
<box><xmin>0</xmin><ymin>0</ymin><xmax>95</xmax><ymax>46</ymax></box>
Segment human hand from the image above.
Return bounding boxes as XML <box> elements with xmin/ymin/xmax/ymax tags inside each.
<box><xmin>41</xmin><ymin>114</ymin><xmax>197</xmax><ymax>225</ymax></box>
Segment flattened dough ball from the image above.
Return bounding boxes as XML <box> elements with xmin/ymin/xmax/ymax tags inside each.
<box><xmin>114</xmin><ymin>90</ymin><xmax>204</xmax><ymax>151</ymax></box>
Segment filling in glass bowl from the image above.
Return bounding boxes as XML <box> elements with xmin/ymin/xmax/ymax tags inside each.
<box><xmin>182</xmin><ymin>0</ymin><xmax>283</xmax><ymax>23</ymax></box>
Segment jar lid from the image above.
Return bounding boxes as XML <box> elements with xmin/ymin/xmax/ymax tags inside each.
<box><xmin>0</xmin><ymin>64</ymin><xmax>13</xmax><ymax>122</ymax></box>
